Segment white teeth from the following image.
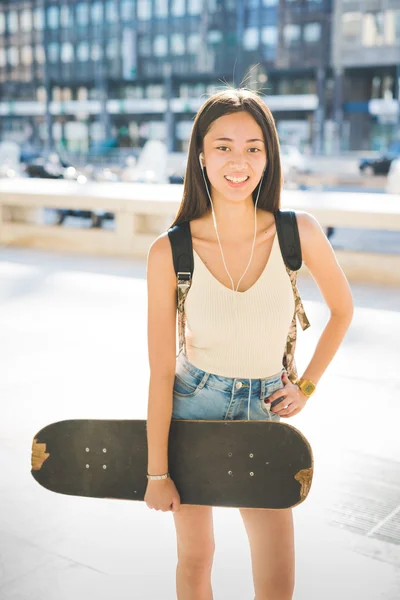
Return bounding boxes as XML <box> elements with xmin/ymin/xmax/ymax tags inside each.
<box><xmin>225</xmin><ymin>176</ymin><xmax>249</xmax><ymax>183</ymax></box>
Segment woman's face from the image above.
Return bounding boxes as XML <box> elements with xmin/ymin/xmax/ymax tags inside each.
<box><xmin>202</xmin><ymin>111</ymin><xmax>267</xmax><ymax>201</ymax></box>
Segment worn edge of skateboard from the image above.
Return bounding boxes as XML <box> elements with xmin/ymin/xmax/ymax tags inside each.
<box><xmin>30</xmin><ymin>418</ymin><xmax>146</xmax><ymax>472</ymax></box>
<box><xmin>31</xmin><ymin>419</ymin><xmax>314</xmax><ymax>509</ymax></box>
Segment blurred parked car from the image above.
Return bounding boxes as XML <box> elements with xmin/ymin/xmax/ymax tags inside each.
<box><xmin>21</xmin><ymin>152</ymin><xmax>114</xmax><ymax>227</ymax></box>
<box><xmin>359</xmin><ymin>141</ymin><xmax>400</xmax><ymax>176</ymax></box>
<box><xmin>0</xmin><ymin>141</ymin><xmax>23</xmax><ymax>178</ymax></box>
<box><xmin>385</xmin><ymin>157</ymin><xmax>400</xmax><ymax>194</ymax></box>
<box><xmin>120</xmin><ymin>140</ymin><xmax>169</xmax><ymax>183</ymax></box>
<box><xmin>168</xmin><ymin>157</ymin><xmax>186</xmax><ymax>184</ymax></box>
<box><xmin>280</xmin><ymin>145</ymin><xmax>310</xmax><ymax>185</ymax></box>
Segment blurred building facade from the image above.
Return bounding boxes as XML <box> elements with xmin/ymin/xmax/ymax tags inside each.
<box><xmin>0</xmin><ymin>0</ymin><xmax>399</xmax><ymax>154</ymax></box>
<box><xmin>333</xmin><ymin>0</ymin><xmax>400</xmax><ymax>151</ymax></box>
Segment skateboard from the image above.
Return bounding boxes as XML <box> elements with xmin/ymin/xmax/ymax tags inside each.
<box><xmin>31</xmin><ymin>419</ymin><xmax>313</xmax><ymax>509</ymax></box>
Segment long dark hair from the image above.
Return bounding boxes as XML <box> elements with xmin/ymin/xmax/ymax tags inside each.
<box><xmin>169</xmin><ymin>87</ymin><xmax>282</xmax><ymax>229</ymax></box>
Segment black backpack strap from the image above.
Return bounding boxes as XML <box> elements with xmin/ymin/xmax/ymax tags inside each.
<box><xmin>167</xmin><ymin>221</ymin><xmax>194</xmax><ymax>357</ymax></box>
<box><xmin>167</xmin><ymin>221</ymin><xmax>194</xmax><ymax>283</ymax></box>
<box><xmin>274</xmin><ymin>209</ymin><xmax>302</xmax><ymax>271</ymax></box>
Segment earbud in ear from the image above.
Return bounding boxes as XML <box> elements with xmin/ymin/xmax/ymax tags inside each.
<box><xmin>199</xmin><ymin>153</ymin><xmax>204</xmax><ymax>169</ymax></box>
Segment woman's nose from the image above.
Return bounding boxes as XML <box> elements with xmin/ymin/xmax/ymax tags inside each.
<box><xmin>228</xmin><ymin>155</ymin><xmax>248</xmax><ymax>170</ymax></box>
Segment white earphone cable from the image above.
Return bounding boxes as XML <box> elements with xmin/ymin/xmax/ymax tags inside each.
<box><xmin>199</xmin><ymin>156</ymin><xmax>266</xmax><ymax>420</ymax></box>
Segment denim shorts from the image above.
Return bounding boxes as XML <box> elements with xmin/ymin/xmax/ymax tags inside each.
<box><xmin>172</xmin><ymin>351</ymin><xmax>286</xmax><ymax>422</ymax></box>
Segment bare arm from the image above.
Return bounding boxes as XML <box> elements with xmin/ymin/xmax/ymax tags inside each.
<box><xmin>296</xmin><ymin>211</ymin><xmax>354</xmax><ymax>384</ymax></box>
<box><xmin>146</xmin><ymin>233</ymin><xmax>177</xmax><ymax>475</ymax></box>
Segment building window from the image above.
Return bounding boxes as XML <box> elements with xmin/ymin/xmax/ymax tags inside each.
<box><xmin>0</xmin><ymin>48</ymin><xmax>6</xmax><ymax>68</ymax></box>
<box><xmin>106</xmin><ymin>39</ymin><xmax>119</xmax><ymax>59</ymax></box>
<box><xmin>243</xmin><ymin>28</ymin><xmax>259</xmax><ymax>51</ymax></box>
<box><xmin>154</xmin><ymin>35</ymin><xmax>168</xmax><ymax>57</ymax></box>
<box><xmin>106</xmin><ymin>1</ymin><xmax>118</xmax><ymax>23</ymax></box>
<box><xmin>188</xmin><ymin>0</ymin><xmax>202</xmax><ymax>15</ymax></box>
<box><xmin>363</xmin><ymin>12</ymin><xmax>386</xmax><ymax>46</ymax></box>
<box><xmin>36</xmin><ymin>86</ymin><xmax>47</xmax><ymax>102</ymax></box>
<box><xmin>35</xmin><ymin>45</ymin><xmax>45</xmax><ymax>65</ymax></box>
<box><xmin>77</xmin><ymin>42</ymin><xmax>89</xmax><ymax>61</ymax></box>
<box><xmin>171</xmin><ymin>33</ymin><xmax>185</xmax><ymax>55</ymax></box>
<box><xmin>188</xmin><ymin>33</ymin><xmax>200</xmax><ymax>54</ymax></box>
<box><xmin>47</xmin><ymin>6</ymin><xmax>59</xmax><ymax>29</ymax></box>
<box><xmin>8</xmin><ymin>47</ymin><xmax>19</xmax><ymax>67</ymax></box>
<box><xmin>48</xmin><ymin>42</ymin><xmax>59</xmax><ymax>63</ymax></box>
<box><xmin>155</xmin><ymin>0</ymin><xmax>168</xmax><ymax>18</ymax></box>
<box><xmin>91</xmin><ymin>43</ymin><xmax>103</xmax><ymax>61</ymax></box>
<box><xmin>393</xmin><ymin>10</ymin><xmax>400</xmax><ymax>42</ymax></box>
<box><xmin>172</xmin><ymin>0</ymin><xmax>185</xmax><ymax>17</ymax></box>
<box><xmin>283</xmin><ymin>24</ymin><xmax>300</xmax><ymax>46</ymax></box>
<box><xmin>21</xmin><ymin>45</ymin><xmax>33</xmax><ymax>66</ymax></box>
<box><xmin>146</xmin><ymin>84</ymin><xmax>164</xmax><ymax>98</ymax></box>
<box><xmin>91</xmin><ymin>2</ymin><xmax>103</xmax><ymax>23</ymax></box>
<box><xmin>138</xmin><ymin>36</ymin><xmax>151</xmax><ymax>56</ymax></box>
<box><xmin>60</xmin><ymin>6</ymin><xmax>72</xmax><ymax>28</ymax></box>
<box><xmin>121</xmin><ymin>0</ymin><xmax>135</xmax><ymax>21</ymax></box>
<box><xmin>138</xmin><ymin>0</ymin><xmax>152</xmax><ymax>20</ymax></box>
<box><xmin>262</xmin><ymin>26</ymin><xmax>277</xmax><ymax>46</ymax></box>
<box><xmin>77</xmin><ymin>87</ymin><xmax>88</xmax><ymax>101</ymax></box>
<box><xmin>61</xmin><ymin>88</ymin><xmax>72</xmax><ymax>102</ymax></box>
<box><xmin>8</xmin><ymin>11</ymin><xmax>19</xmax><ymax>34</ymax></box>
<box><xmin>53</xmin><ymin>87</ymin><xmax>61</xmax><ymax>102</ymax></box>
<box><xmin>21</xmin><ymin>9</ymin><xmax>33</xmax><ymax>32</ymax></box>
<box><xmin>76</xmin><ymin>3</ymin><xmax>89</xmax><ymax>26</ymax></box>
<box><xmin>33</xmin><ymin>8</ymin><xmax>44</xmax><ymax>30</ymax></box>
<box><xmin>341</xmin><ymin>12</ymin><xmax>361</xmax><ymax>41</ymax></box>
<box><xmin>304</xmin><ymin>23</ymin><xmax>321</xmax><ymax>43</ymax></box>
<box><xmin>61</xmin><ymin>42</ymin><xmax>74</xmax><ymax>63</ymax></box>
<box><xmin>208</xmin><ymin>30</ymin><xmax>222</xmax><ymax>44</ymax></box>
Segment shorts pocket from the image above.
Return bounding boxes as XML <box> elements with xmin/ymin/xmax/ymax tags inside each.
<box><xmin>259</xmin><ymin>377</ymin><xmax>285</xmax><ymax>416</ymax></box>
<box><xmin>173</xmin><ymin>365</ymin><xmax>210</xmax><ymax>398</ymax></box>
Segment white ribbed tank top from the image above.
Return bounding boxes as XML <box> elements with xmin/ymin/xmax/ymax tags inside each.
<box><xmin>184</xmin><ymin>232</ymin><xmax>295</xmax><ymax>379</ymax></box>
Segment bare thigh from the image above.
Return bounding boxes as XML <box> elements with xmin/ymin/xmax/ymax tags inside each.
<box><xmin>239</xmin><ymin>507</ymin><xmax>295</xmax><ymax>600</ymax></box>
<box><xmin>173</xmin><ymin>504</ymin><xmax>216</xmax><ymax>564</ymax></box>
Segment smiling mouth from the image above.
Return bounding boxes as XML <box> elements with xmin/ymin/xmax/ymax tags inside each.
<box><xmin>224</xmin><ymin>176</ymin><xmax>250</xmax><ymax>183</ymax></box>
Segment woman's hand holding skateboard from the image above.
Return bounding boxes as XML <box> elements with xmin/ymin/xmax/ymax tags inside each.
<box><xmin>145</xmin><ymin>478</ymin><xmax>181</xmax><ymax>513</ymax></box>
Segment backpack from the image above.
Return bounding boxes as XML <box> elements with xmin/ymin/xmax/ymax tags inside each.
<box><xmin>167</xmin><ymin>209</ymin><xmax>310</xmax><ymax>384</ymax></box>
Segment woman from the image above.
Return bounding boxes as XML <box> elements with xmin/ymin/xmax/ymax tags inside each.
<box><xmin>145</xmin><ymin>88</ymin><xmax>354</xmax><ymax>600</ymax></box>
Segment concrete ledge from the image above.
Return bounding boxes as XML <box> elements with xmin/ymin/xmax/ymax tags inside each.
<box><xmin>299</xmin><ymin>250</ymin><xmax>400</xmax><ymax>286</ymax></box>
<box><xmin>1</xmin><ymin>178</ymin><xmax>399</xmax><ymax>285</ymax></box>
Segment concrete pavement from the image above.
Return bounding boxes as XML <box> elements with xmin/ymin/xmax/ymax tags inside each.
<box><xmin>1</xmin><ymin>246</ymin><xmax>400</xmax><ymax>599</ymax></box>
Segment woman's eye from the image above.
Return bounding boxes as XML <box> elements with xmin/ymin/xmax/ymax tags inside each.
<box><xmin>216</xmin><ymin>147</ymin><xmax>261</xmax><ymax>153</ymax></box>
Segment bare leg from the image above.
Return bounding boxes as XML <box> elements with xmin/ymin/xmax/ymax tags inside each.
<box><xmin>173</xmin><ymin>504</ymin><xmax>215</xmax><ymax>600</ymax></box>
<box><xmin>239</xmin><ymin>507</ymin><xmax>295</xmax><ymax>600</ymax></box>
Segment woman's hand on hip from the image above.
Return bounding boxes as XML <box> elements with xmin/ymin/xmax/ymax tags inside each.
<box><xmin>265</xmin><ymin>372</ymin><xmax>309</xmax><ymax>418</ymax></box>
